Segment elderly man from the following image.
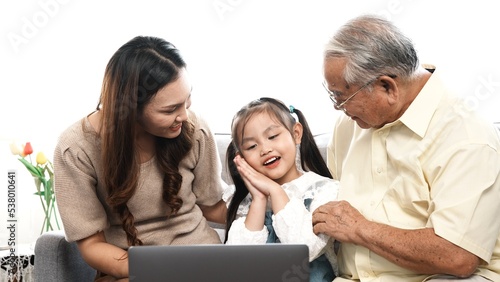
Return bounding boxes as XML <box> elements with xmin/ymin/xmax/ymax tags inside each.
<box><xmin>312</xmin><ymin>15</ymin><xmax>500</xmax><ymax>282</ymax></box>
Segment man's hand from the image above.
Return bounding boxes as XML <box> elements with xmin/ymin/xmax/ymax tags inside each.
<box><xmin>312</xmin><ymin>200</ymin><xmax>366</xmax><ymax>243</ymax></box>
<box><xmin>312</xmin><ymin>201</ymin><xmax>480</xmax><ymax>277</ymax></box>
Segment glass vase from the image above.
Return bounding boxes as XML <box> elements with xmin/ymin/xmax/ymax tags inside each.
<box><xmin>33</xmin><ymin>177</ymin><xmax>60</xmax><ymax>234</ymax></box>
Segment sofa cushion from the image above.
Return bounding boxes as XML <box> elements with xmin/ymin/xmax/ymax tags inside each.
<box><xmin>34</xmin><ymin>230</ymin><xmax>96</xmax><ymax>281</ymax></box>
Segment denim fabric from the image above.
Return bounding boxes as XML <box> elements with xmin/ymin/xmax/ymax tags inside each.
<box><xmin>264</xmin><ymin>198</ymin><xmax>335</xmax><ymax>282</ymax></box>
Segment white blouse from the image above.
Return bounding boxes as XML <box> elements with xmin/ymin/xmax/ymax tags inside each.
<box><xmin>224</xmin><ymin>171</ymin><xmax>339</xmax><ymax>266</ymax></box>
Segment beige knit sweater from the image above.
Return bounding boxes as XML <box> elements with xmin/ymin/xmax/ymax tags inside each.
<box><xmin>53</xmin><ymin>110</ymin><xmax>224</xmax><ymax>249</ymax></box>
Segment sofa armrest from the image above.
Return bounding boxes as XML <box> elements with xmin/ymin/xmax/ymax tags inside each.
<box><xmin>34</xmin><ymin>230</ymin><xmax>96</xmax><ymax>281</ymax></box>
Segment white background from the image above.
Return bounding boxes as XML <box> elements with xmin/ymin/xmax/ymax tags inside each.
<box><xmin>1</xmin><ymin>0</ymin><xmax>499</xmax><ymax>244</ymax></box>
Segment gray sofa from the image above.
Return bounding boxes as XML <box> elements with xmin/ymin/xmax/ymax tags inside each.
<box><xmin>33</xmin><ymin>132</ymin><xmax>332</xmax><ymax>281</ymax></box>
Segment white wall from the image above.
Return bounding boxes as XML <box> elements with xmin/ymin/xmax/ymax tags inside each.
<box><xmin>1</xmin><ymin>0</ymin><xmax>499</xmax><ymax>244</ymax></box>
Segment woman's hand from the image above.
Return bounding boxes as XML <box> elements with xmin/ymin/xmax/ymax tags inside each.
<box><xmin>199</xmin><ymin>199</ymin><xmax>227</xmax><ymax>224</ymax></box>
<box><xmin>95</xmin><ymin>275</ymin><xmax>129</xmax><ymax>282</ymax></box>
<box><xmin>76</xmin><ymin>231</ymin><xmax>129</xmax><ymax>279</ymax></box>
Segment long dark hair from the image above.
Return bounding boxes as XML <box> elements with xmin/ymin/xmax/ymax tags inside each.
<box><xmin>96</xmin><ymin>36</ymin><xmax>194</xmax><ymax>247</ymax></box>
<box><xmin>224</xmin><ymin>97</ymin><xmax>332</xmax><ymax>242</ymax></box>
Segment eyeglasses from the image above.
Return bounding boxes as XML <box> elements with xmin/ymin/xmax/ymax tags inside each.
<box><xmin>322</xmin><ymin>77</ymin><xmax>379</xmax><ymax>110</ymax></box>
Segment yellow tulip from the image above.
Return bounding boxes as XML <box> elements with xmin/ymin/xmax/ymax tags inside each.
<box><xmin>36</xmin><ymin>151</ymin><xmax>48</xmax><ymax>165</ymax></box>
<box><xmin>9</xmin><ymin>142</ymin><xmax>22</xmax><ymax>156</ymax></box>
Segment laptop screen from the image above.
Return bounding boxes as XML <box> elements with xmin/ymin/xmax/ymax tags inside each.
<box><xmin>129</xmin><ymin>244</ymin><xmax>309</xmax><ymax>282</ymax></box>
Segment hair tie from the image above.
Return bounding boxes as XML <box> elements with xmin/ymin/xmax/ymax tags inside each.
<box><xmin>289</xmin><ymin>105</ymin><xmax>295</xmax><ymax>114</ymax></box>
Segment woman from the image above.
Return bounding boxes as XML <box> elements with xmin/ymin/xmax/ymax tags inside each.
<box><xmin>53</xmin><ymin>36</ymin><xmax>226</xmax><ymax>281</ymax></box>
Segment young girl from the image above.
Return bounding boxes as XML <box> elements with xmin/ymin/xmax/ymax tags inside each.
<box><xmin>223</xmin><ymin>97</ymin><xmax>339</xmax><ymax>281</ymax></box>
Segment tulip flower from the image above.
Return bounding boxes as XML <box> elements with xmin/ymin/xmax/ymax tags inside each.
<box><xmin>9</xmin><ymin>142</ymin><xmax>22</xmax><ymax>155</ymax></box>
<box><xmin>23</xmin><ymin>142</ymin><xmax>34</xmax><ymax>156</ymax></box>
<box><xmin>9</xmin><ymin>141</ymin><xmax>60</xmax><ymax>234</ymax></box>
<box><xmin>36</xmin><ymin>152</ymin><xmax>48</xmax><ymax>165</ymax></box>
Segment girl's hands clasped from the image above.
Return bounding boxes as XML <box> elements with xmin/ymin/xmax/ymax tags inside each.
<box><xmin>233</xmin><ymin>155</ymin><xmax>289</xmax><ymax>214</ymax></box>
<box><xmin>233</xmin><ymin>155</ymin><xmax>280</xmax><ymax>198</ymax></box>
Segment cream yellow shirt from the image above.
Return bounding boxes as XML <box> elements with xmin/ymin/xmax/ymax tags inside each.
<box><xmin>328</xmin><ymin>66</ymin><xmax>500</xmax><ymax>282</ymax></box>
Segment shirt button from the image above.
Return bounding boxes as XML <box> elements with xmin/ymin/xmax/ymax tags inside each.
<box><xmin>376</xmin><ymin>167</ymin><xmax>382</xmax><ymax>173</ymax></box>
<box><xmin>361</xmin><ymin>271</ymin><xmax>369</xmax><ymax>277</ymax></box>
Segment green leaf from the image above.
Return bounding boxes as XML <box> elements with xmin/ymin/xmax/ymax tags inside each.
<box><xmin>36</xmin><ymin>166</ymin><xmax>44</xmax><ymax>176</ymax></box>
<box><xmin>18</xmin><ymin>158</ymin><xmax>42</xmax><ymax>177</ymax></box>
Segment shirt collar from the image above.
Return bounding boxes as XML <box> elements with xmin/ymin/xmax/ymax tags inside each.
<box><xmin>397</xmin><ymin>64</ymin><xmax>444</xmax><ymax>138</ymax></box>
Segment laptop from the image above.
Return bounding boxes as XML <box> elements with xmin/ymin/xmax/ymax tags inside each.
<box><xmin>129</xmin><ymin>244</ymin><xmax>309</xmax><ymax>282</ymax></box>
